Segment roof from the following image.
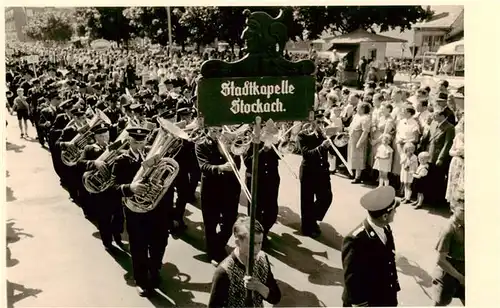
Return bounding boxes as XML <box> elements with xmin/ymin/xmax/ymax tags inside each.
<box><xmin>326</xmin><ymin>29</ymin><xmax>407</xmax><ymax>45</ymax></box>
<box><xmin>413</xmin><ymin>7</ymin><xmax>463</xmax><ymax>29</ymax></box>
<box><xmin>436</xmin><ymin>39</ymin><xmax>464</xmax><ymax>55</ymax></box>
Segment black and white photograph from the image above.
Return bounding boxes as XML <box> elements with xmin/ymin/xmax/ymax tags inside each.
<box><xmin>5</xmin><ymin>4</ymin><xmax>469</xmax><ymax>307</ymax></box>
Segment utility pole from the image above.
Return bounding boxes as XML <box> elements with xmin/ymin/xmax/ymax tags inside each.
<box><xmin>166</xmin><ymin>7</ymin><xmax>173</xmax><ymax>58</ymax></box>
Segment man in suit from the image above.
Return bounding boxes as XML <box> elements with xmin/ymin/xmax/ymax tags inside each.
<box><xmin>435</xmin><ymin>97</ymin><xmax>456</xmax><ymax>126</ymax></box>
<box><xmin>420</xmin><ymin>110</ymin><xmax>455</xmax><ymax>205</ymax></box>
<box><xmin>297</xmin><ymin>110</ymin><xmax>335</xmax><ymax>238</ymax></box>
<box><xmin>342</xmin><ymin>186</ymin><xmax>401</xmax><ymax>307</ymax></box>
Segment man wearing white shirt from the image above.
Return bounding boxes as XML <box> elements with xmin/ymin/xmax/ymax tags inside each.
<box><xmin>390</xmin><ymin>89</ymin><xmax>407</xmax><ymax>122</ymax></box>
<box><xmin>414</xmin><ymin>100</ymin><xmax>431</xmax><ymax>135</ymax></box>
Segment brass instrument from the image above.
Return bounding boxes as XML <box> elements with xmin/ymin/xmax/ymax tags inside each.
<box><xmin>82</xmin><ymin>123</ymin><xmax>132</xmax><ymax>194</ymax></box>
<box><xmin>184</xmin><ymin>118</ymin><xmax>207</xmax><ymax>144</ymax></box>
<box><xmin>124</xmin><ymin>118</ymin><xmax>188</xmax><ymax>213</ymax></box>
<box><xmin>278</xmin><ymin>121</ymin><xmax>303</xmax><ymax>154</ymax></box>
<box><xmin>333</xmin><ymin>132</ymin><xmax>349</xmax><ymax>148</ymax></box>
<box><xmin>61</xmin><ymin>109</ymin><xmax>112</xmax><ymax>166</ymax></box>
<box><xmin>318</xmin><ymin>118</ymin><xmax>353</xmax><ymax>177</ymax></box>
<box><xmin>216</xmin><ymin>132</ymin><xmax>252</xmax><ymax>202</ymax></box>
<box><xmin>223</xmin><ymin>125</ymin><xmax>253</xmax><ymax>156</ymax></box>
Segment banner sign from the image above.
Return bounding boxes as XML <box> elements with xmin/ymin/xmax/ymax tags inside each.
<box><xmin>26</xmin><ymin>55</ymin><xmax>39</xmax><ymax>64</ymax></box>
<box><xmin>197</xmin><ymin>76</ymin><xmax>315</xmax><ymax>126</ymax></box>
<box><xmin>90</xmin><ymin>39</ymin><xmax>111</xmax><ymax>50</ymax></box>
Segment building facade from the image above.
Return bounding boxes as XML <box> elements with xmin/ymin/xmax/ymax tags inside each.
<box><xmin>5</xmin><ymin>7</ymin><xmax>47</xmax><ymax>42</ymax></box>
<box><xmin>412</xmin><ymin>6</ymin><xmax>464</xmax><ymax>57</ymax></box>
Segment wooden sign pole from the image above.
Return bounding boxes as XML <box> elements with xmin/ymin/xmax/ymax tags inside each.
<box><xmin>245</xmin><ymin>115</ymin><xmax>261</xmax><ymax>305</ymax></box>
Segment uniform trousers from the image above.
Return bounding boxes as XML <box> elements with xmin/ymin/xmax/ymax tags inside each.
<box><xmin>299</xmin><ymin>167</ymin><xmax>333</xmax><ymax>231</ymax></box>
<box><xmin>91</xmin><ymin>191</ymin><xmax>124</xmax><ymax>245</ymax></box>
<box><xmin>200</xmin><ymin>177</ymin><xmax>240</xmax><ymax>262</ymax></box>
<box><xmin>124</xmin><ymin>187</ymin><xmax>173</xmax><ymax>289</ymax></box>
<box><xmin>173</xmin><ymin>169</ymin><xmax>193</xmax><ymax>223</ymax></box>
<box><xmin>245</xmin><ymin>172</ymin><xmax>280</xmax><ymax>235</ymax></box>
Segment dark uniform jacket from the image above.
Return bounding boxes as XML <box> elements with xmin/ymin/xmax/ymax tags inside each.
<box><xmin>342</xmin><ymin>219</ymin><xmax>400</xmax><ymax>307</ymax></box>
<box><xmin>297</xmin><ymin>130</ymin><xmax>334</xmax><ymax>179</ymax></box>
<box><xmin>195</xmin><ymin>137</ymin><xmax>241</xmax><ymax>180</ymax></box>
<box><xmin>78</xmin><ymin>143</ymin><xmax>106</xmax><ymax>171</ymax></box>
<box><xmin>39</xmin><ymin>105</ymin><xmax>57</xmax><ymax>128</ymax></box>
<box><xmin>112</xmin><ymin>148</ymin><xmax>148</xmax><ymax>198</ymax></box>
<box><xmin>243</xmin><ymin>142</ymin><xmax>280</xmax><ymax>177</ymax></box>
<box><xmin>144</xmin><ymin>104</ymin><xmax>157</xmax><ymax>119</ymax></box>
<box><xmin>103</xmin><ymin>106</ymin><xmax>122</xmax><ymax>124</ymax></box>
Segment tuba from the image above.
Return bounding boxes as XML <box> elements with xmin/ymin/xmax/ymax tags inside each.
<box><xmin>124</xmin><ymin>118</ymin><xmax>188</xmax><ymax>213</ymax></box>
<box><xmin>61</xmin><ymin>109</ymin><xmax>112</xmax><ymax>166</ymax></box>
<box><xmin>82</xmin><ymin>123</ymin><xmax>132</xmax><ymax>194</ymax></box>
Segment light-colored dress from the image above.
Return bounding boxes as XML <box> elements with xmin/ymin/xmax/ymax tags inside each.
<box><xmin>348</xmin><ymin>114</ymin><xmax>371</xmax><ymax>170</ymax></box>
<box><xmin>373</xmin><ymin>144</ymin><xmax>393</xmax><ymax>172</ymax></box>
<box><xmin>369</xmin><ymin>115</ymin><xmax>395</xmax><ymax>166</ymax></box>
<box><xmin>445</xmin><ymin>120</ymin><xmax>465</xmax><ymax>202</ymax></box>
<box><xmin>400</xmin><ymin>154</ymin><xmax>418</xmax><ymax>184</ymax></box>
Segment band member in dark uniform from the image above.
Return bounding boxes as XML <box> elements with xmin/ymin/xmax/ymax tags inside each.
<box><xmin>297</xmin><ymin>110</ymin><xmax>335</xmax><ymax>237</ymax></box>
<box><xmin>171</xmin><ymin>107</ymin><xmax>200</xmax><ymax>234</ymax></box>
<box><xmin>243</xmin><ymin>140</ymin><xmax>280</xmax><ymax>243</ymax></box>
<box><xmin>195</xmin><ymin>127</ymin><xmax>241</xmax><ymax>264</ymax></box>
<box><xmin>79</xmin><ymin>123</ymin><xmax>124</xmax><ymax>250</ymax></box>
<box><xmin>57</xmin><ymin>107</ymin><xmax>90</xmax><ymax>207</ymax></box>
<box><xmin>342</xmin><ymin>186</ymin><xmax>401</xmax><ymax>307</ymax></box>
<box><xmin>49</xmin><ymin>99</ymin><xmax>74</xmax><ymax>186</ymax></box>
<box><xmin>111</xmin><ymin>127</ymin><xmax>171</xmax><ymax>296</ymax></box>
<box><xmin>103</xmin><ymin>97</ymin><xmax>123</xmax><ymax>141</ymax></box>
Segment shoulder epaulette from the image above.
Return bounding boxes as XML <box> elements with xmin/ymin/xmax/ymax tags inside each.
<box><xmin>352</xmin><ymin>226</ymin><xmax>365</xmax><ymax>237</ymax></box>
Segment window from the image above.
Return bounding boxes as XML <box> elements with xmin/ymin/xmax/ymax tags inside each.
<box><xmin>436</xmin><ymin>55</ymin><xmax>464</xmax><ymax>77</ymax></box>
<box><xmin>454</xmin><ymin>55</ymin><xmax>464</xmax><ymax>77</ymax></box>
<box><xmin>6</xmin><ymin>9</ymin><xmax>14</xmax><ymax>19</ymax></box>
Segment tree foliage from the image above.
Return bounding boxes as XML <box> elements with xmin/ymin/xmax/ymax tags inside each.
<box><xmin>22</xmin><ymin>10</ymin><xmax>74</xmax><ymax>42</ymax></box>
<box><xmin>74</xmin><ymin>6</ymin><xmax>433</xmax><ymax>47</ymax></box>
<box><xmin>122</xmin><ymin>7</ymin><xmax>189</xmax><ymax>47</ymax></box>
<box><xmin>75</xmin><ymin>7</ymin><xmax>132</xmax><ymax>43</ymax></box>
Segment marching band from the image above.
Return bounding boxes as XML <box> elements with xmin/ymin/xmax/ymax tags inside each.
<box><xmin>6</xmin><ymin>59</ymin><xmax>344</xmax><ymax>297</ymax></box>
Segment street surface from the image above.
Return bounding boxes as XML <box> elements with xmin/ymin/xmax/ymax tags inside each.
<box><xmin>6</xmin><ymin>113</ymin><xmax>461</xmax><ymax>307</ymax></box>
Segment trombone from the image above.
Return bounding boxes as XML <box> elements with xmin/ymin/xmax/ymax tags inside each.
<box><xmin>318</xmin><ymin>118</ymin><xmax>353</xmax><ymax>177</ymax></box>
<box><xmin>218</xmin><ymin>126</ymin><xmax>252</xmax><ymax>202</ymax></box>
<box><xmin>225</xmin><ymin>123</ymin><xmax>298</xmax><ymax>180</ymax></box>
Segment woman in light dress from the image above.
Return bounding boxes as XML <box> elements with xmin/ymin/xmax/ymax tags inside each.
<box><xmin>369</xmin><ymin>103</ymin><xmax>395</xmax><ymax>167</ymax></box>
<box><xmin>445</xmin><ymin>114</ymin><xmax>464</xmax><ymax>210</ymax></box>
<box><xmin>347</xmin><ymin>102</ymin><xmax>371</xmax><ymax>183</ymax></box>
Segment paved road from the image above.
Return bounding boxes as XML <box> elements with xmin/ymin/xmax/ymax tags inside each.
<box><xmin>6</xmin><ymin>114</ymin><xmax>461</xmax><ymax>307</ymax></box>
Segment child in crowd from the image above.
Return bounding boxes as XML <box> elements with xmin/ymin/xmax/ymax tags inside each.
<box><xmin>373</xmin><ymin>134</ymin><xmax>393</xmax><ymax>187</ymax></box>
<box><xmin>400</xmin><ymin>142</ymin><xmax>418</xmax><ymax>203</ymax></box>
<box><xmin>411</xmin><ymin>151</ymin><xmax>430</xmax><ymax>208</ymax></box>
<box><xmin>327</xmin><ymin>106</ymin><xmax>343</xmax><ymax>173</ymax></box>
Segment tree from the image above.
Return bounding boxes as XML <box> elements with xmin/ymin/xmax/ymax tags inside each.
<box><xmin>75</xmin><ymin>7</ymin><xmax>132</xmax><ymax>43</ymax></box>
<box><xmin>22</xmin><ymin>10</ymin><xmax>74</xmax><ymax>42</ymax></box>
<box><xmin>122</xmin><ymin>7</ymin><xmax>189</xmax><ymax>49</ymax></box>
<box><xmin>178</xmin><ymin>7</ymin><xmax>219</xmax><ymax>52</ymax></box>
<box><xmin>294</xmin><ymin>6</ymin><xmax>433</xmax><ymax>39</ymax></box>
